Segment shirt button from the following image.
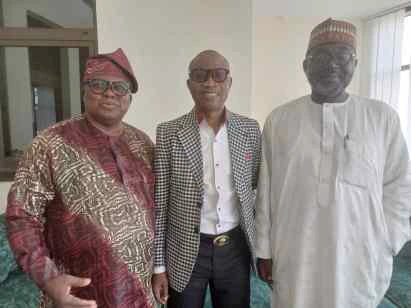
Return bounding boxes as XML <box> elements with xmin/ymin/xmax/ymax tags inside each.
<box><xmin>215</xmin><ymin>163</ymin><xmax>220</xmax><ymax>167</ymax></box>
<box><xmin>217</xmin><ymin>186</ymin><xmax>221</xmax><ymax>190</ymax></box>
<box><xmin>218</xmin><ymin>208</ymin><xmax>221</xmax><ymax>211</ymax></box>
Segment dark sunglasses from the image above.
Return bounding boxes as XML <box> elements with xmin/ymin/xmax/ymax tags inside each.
<box><xmin>83</xmin><ymin>79</ymin><xmax>131</xmax><ymax>96</ymax></box>
<box><xmin>189</xmin><ymin>68</ymin><xmax>230</xmax><ymax>83</ymax></box>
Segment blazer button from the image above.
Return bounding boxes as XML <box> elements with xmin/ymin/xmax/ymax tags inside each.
<box><xmin>197</xmin><ymin>202</ymin><xmax>202</xmax><ymax>208</ymax></box>
<box><xmin>194</xmin><ymin>226</ymin><xmax>199</xmax><ymax>233</ymax></box>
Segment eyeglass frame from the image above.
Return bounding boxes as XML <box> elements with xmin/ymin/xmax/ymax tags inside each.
<box><xmin>188</xmin><ymin>68</ymin><xmax>230</xmax><ymax>83</ymax></box>
<box><xmin>83</xmin><ymin>79</ymin><xmax>132</xmax><ymax>97</ymax></box>
<box><xmin>306</xmin><ymin>50</ymin><xmax>357</xmax><ymax>67</ymax></box>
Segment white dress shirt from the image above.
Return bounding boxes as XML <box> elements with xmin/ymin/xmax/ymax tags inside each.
<box><xmin>199</xmin><ymin>119</ymin><xmax>240</xmax><ymax>235</ymax></box>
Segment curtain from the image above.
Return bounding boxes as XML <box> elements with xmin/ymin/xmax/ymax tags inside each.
<box><xmin>360</xmin><ymin>10</ymin><xmax>405</xmax><ymax>110</ymax></box>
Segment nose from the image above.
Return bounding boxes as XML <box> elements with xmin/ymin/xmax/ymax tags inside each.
<box><xmin>330</xmin><ymin>61</ymin><xmax>339</xmax><ymax>68</ymax></box>
<box><xmin>103</xmin><ymin>84</ymin><xmax>116</xmax><ymax>97</ymax></box>
<box><xmin>325</xmin><ymin>59</ymin><xmax>340</xmax><ymax>73</ymax></box>
<box><xmin>327</xmin><ymin>56</ymin><xmax>340</xmax><ymax>68</ymax></box>
<box><xmin>204</xmin><ymin>73</ymin><xmax>216</xmax><ymax>86</ymax></box>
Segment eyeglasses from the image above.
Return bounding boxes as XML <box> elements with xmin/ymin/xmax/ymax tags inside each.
<box><xmin>306</xmin><ymin>51</ymin><xmax>356</xmax><ymax>67</ymax></box>
<box><xmin>189</xmin><ymin>68</ymin><xmax>230</xmax><ymax>83</ymax></box>
<box><xmin>83</xmin><ymin>79</ymin><xmax>131</xmax><ymax>96</ymax></box>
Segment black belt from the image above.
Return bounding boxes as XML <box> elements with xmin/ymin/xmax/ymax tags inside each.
<box><xmin>200</xmin><ymin>226</ymin><xmax>242</xmax><ymax>247</ymax></box>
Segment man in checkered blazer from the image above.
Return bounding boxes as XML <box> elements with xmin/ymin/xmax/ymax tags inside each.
<box><xmin>152</xmin><ymin>50</ymin><xmax>261</xmax><ymax>308</ymax></box>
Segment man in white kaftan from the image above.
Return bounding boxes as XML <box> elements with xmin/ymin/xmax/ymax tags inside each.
<box><xmin>255</xmin><ymin>18</ymin><xmax>411</xmax><ymax>308</ymax></box>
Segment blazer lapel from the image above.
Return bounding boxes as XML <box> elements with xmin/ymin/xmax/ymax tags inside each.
<box><xmin>177</xmin><ymin>110</ymin><xmax>203</xmax><ymax>191</ymax></box>
<box><xmin>227</xmin><ymin>112</ymin><xmax>248</xmax><ymax>200</ymax></box>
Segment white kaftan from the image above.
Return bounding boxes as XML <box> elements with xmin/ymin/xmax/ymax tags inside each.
<box><xmin>255</xmin><ymin>95</ymin><xmax>411</xmax><ymax>308</ymax></box>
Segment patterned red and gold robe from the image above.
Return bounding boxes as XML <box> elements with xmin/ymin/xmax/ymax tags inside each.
<box><xmin>6</xmin><ymin>115</ymin><xmax>156</xmax><ymax>308</ymax></box>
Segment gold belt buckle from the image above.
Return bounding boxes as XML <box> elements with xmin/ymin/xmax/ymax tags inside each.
<box><xmin>213</xmin><ymin>234</ymin><xmax>230</xmax><ymax>247</ymax></box>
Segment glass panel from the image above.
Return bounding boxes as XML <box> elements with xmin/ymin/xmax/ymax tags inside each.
<box><xmin>0</xmin><ymin>0</ymin><xmax>94</xmax><ymax>28</ymax></box>
<box><xmin>33</xmin><ymin>86</ymin><xmax>57</xmax><ymax>133</ymax></box>
<box><xmin>402</xmin><ymin>15</ymin><xmax>411</xmax><ymax>66</ymax></box>
<box><xmin>0</xmin><ymin>46</ymin><xmax>88</xmax><ymax>167</ymax></box>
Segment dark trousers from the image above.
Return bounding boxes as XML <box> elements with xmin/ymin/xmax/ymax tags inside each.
<box><xmin>167</xmin><ymin>226</ymin><xmax>251</xmax><ymax>308</ymax></box>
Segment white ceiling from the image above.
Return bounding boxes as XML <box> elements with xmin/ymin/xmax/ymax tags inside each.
<box><xmin>253</xmin><ymin>0</ymin><xmax>411</xmax><ymax>19</ymax></box>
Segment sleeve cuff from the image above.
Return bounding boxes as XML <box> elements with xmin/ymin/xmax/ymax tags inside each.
<box><xmin>153</xmin><ymin>266</ymin><xmax>166</xmax><ymax>274</ymax></box>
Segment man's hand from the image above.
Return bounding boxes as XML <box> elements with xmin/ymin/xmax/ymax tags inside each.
<box><xmin>257</xmin><ymin>258</ymin><xmax>273</xmax><ymax>285</ymax></box>
<box><xmin>44</xmin><ymin>274</ymin><xmax>97</xmax><ymax>308</ymax></box>
<box><xmin>152</xmin><ymin>272</ymin><xmax>169</xmax><ymax>304</ymax></box>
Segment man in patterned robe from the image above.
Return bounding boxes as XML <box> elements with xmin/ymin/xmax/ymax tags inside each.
<box><xmin>6</xmin><ymin>48</ymin><xmax>156</xmax><ymax>308</ymax></box>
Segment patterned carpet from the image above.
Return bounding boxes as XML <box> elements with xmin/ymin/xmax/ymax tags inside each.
<box><xmin>0</xmin><ymin>215</ymin><xmax>40</xmax><ymax>308</ymax></box>
<box><xmin>383</xmin><ymin>241</ymin><xmax>411</xmax><ymax>308</ymax></box>
<box><xmin>0</xmin><ymin>213</ymin><xmax>410</xmax><ymax>307</ymax></box>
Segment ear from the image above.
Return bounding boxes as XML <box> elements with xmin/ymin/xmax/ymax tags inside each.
<box><xmin>303</xmin><ymin>59</ymin><xmax>308</xmax><ymax>74</ymax></box>
<box><xmin>227</xmin><ymin>76</ymin><xmax>232</xmax><ymax>89</ymax></box>
<box><xmin>82</xmin><ymin>88</ymin><xmax>87</xmax><ymax>103</ymax></box>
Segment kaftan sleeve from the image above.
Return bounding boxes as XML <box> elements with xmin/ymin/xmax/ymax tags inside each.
<box><xmin>6</xmin><ymin>134</ymin><xmax>59</xmax><ymax>288</ymax></box>
<box><xmin>383</xmin><ymin>110</ymin><xmax>411</xmax><ymax>255</ymax></box>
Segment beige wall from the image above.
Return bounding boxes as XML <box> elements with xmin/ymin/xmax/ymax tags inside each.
<box><xmin>0</xmin><ymin>4</ymin><xmax>367</xmax><ymax>213</ymax></box>
<box><xmin>96</xmin><ymin>0</ymin><xmax>253</xmax><ymax>139</ymax></box>
<box><xmin>0</xmin><ymin>0</ymin><xmax>253</xmax><ymax>213</ymax></box>
<box><xmin>251</xmin><ymin>16</ymin><xmax>363</xmax><ymax>126</ymax></box>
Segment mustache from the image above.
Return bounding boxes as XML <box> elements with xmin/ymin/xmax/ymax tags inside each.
<box><xmin>100</xmin><ymin>99</ymin><xmax>119</xmax><ymax>104</ymax></box>
<box><xmin>315</xmin><ymin>68</ymin><xmax>341</xmax><ymax>79</ymax></box>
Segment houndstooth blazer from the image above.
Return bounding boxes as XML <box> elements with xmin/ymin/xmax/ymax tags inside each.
<box><xmin>153</xmin><ymin>109</ymin><xmax>261</xmax><ymax>292</ymax></box>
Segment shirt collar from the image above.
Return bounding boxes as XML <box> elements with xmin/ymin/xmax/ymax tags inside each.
<box><xmin>194</xmin><ymin>107</ymin><xmax>231</xmax><ymax>125</ymax></box>
<box><xmin>308</xmin><ymin>94</ymin><xmax>351</xmax><ymax>107</ymax></box>
<box><xmin>82</xmin><ymin>115</ymin><xmax>124</xmax><ymax>140</ymax></box>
